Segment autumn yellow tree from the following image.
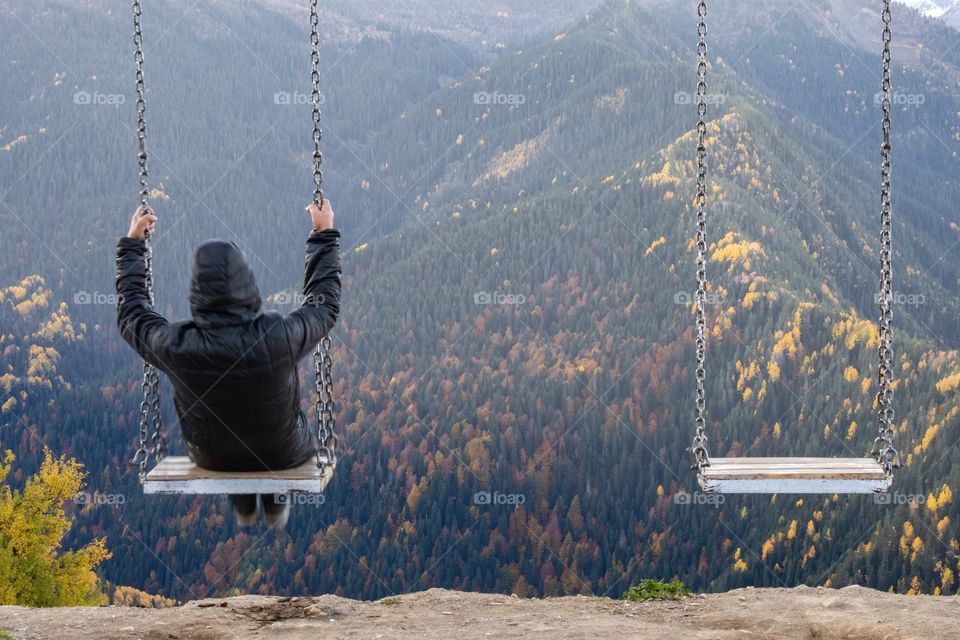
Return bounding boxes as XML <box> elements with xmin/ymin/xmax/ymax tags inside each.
<box><xmin>111</xmin><ymin>586</ymin><xmax>175</xmax><ymax>608</ymax></box>
<box><xmin>0</xmin><ymin>450</ymin><xmax>111</xmax><ymax>606</ymax></box>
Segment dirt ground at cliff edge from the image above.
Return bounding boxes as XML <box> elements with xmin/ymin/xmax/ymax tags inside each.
<box><xmin>0</xmin><ymin>584</ymin><xmax>957</xmax><ymax>640</ymax></box>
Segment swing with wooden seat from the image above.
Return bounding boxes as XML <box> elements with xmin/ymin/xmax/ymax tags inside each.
<box><xmin>687</xmin><ymin>0</ymin><xmax>900</xmax><ymax>494</ymax></box>
<box><xmin>128</xmin><ymin>0</ymin><xmax>337</xmax><ymax>495</ymax></box>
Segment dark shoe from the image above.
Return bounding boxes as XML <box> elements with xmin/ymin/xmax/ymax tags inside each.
<box><xmin>262</xmin><ymin>493</ymin><xmax>290</xmax><ymax>530</ymax></box>
<box><xmin>230</xmin><ymin>494</ymin><xmax>259</xmax><ymax>528</ymax></box>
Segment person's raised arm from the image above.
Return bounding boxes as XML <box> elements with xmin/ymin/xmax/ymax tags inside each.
<box><xmin>283</xmin><ymin>198</ymin><xmax>342</xmax><ymax>363</ymax></box>
<box><xmin>116</xmin><ymin>205</ymin><xmax>170</xmax><ymax>369</ymax></box>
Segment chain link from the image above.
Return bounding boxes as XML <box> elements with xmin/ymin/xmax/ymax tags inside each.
<box><xmin>690</xmin><ymin>0</ymin><xmax>710</xmax><ymax>473</ymax></box>
<box><xmin>310</xmin><ymin>0</ymin><xmax>336</xmax><ymax>474</ymax></box>
<box><xmin>872</xmin><ymin>0</ymin><xmax>900</xmax><ymax>474</ymax></box>
<box><xmin>131</xmin><ymin>0</ymin><xmax>166</xmax><ymax>482</ymax></box>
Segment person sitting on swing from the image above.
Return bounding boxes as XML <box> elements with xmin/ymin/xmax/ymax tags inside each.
<box><xmin>115</xmin><ymin>199</ymin><xmax>341</xmax><ymax>529</ymax></box>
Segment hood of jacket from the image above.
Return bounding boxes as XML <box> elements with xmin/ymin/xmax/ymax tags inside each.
<box><xmin>189</xmin><ymin>240</ymin><xmax>262</xmax><ymax>329</ymax></box>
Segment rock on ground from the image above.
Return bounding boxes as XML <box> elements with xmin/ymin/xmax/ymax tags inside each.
<box><xmin>0</xmin><ymin>585</ymin><xmax>956</xmax><ymax>640</ymax></box>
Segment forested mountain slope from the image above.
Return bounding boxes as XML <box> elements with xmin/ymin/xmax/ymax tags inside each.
<box><xmin>1</xmin><ymin>0</ymin><xmax>960</xmax><ymax>601</ymax></box>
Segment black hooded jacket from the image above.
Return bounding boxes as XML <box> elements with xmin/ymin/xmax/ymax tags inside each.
<box><xmin>115</xmin><ymin>230</ymin><xmax>341</xmax><ymax>471</ymax></box>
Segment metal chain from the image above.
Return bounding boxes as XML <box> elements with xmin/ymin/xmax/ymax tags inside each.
<box><xmin>134</xmin><ymin>0</ymin><xmax>148</xmax><ymax>210</ymax></box>
<box><xmin>315</xmin><ymin>337</ymin><xmax>337</xmax><ymax>470</ymax></box>
<box><xmin>310</xmin><ymin>0</ymin><xmax>337</xmax><ymax>473</ymax></box>
<box><xmin>690</xmin><ymin>0</ymin><xmax>711</xmax><ymax>474</ymax></box>
<box><xmin>310</xmin><ymin>0</ymin><xmax>324</xmax><ymax>206</ymax></box>
<box><xmin>873</xmin><ymin>0</ymin><xmax>899</xmax><ymax>473</ymax></box>
<box><xmin>131</xmin><ymin>0</ymin><xmax>166</xmax><ymax>481</ymax></box>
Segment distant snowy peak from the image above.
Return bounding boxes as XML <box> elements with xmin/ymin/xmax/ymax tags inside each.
<box><xmin>899</xmin><ymin>0</ymin><xmax>953</xmax><ymax>17</ymax></box>
<box><xmin>897</xmin><ymin>0</ymin><xmax>960</xmax><ymax>28</ymax></box>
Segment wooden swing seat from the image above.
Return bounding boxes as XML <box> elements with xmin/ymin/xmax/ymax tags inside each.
<box><xmin>143</xmin><ymin>456</ymin><xmax>334</xmax><ymax>495</ymax></box>
<box><xmin>698</xmin><ymin>457</ymin><xmax>890</xmax><ymax>494</ymax></box>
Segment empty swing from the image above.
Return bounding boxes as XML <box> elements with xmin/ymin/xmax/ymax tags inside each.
<box><xmin>687</xmin><ymin>0</ymin><xmax>899</xmax><ymax>494</ymax></box>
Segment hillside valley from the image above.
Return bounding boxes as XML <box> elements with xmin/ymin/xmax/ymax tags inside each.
<box><xmin>1</xmin><ymin>0</ymin><xmax>960</xmax><ymax>604</ymax></box>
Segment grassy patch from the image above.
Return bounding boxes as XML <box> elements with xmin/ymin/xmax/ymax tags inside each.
<box><xmin>0</xmin><ymin>630</ymin><xmax>12</xmax><ymax>639</ymax></box>
<box><xmin>379</xmin><ymin>597</ymin><xmax>402</xmax><ymax>606</ymax></box>
<box><xmin>622</xmin><ymin>579</ymin><xmax>691</xmax><ymax>602</ymax></box>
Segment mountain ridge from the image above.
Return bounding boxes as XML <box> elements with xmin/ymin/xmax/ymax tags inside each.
<box><xmin>900</xmin><ymin>0</ymin><xmax>960</xmax><ymax>28</ymax></box>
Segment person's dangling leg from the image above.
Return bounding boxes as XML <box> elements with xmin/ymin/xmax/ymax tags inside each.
<box><xmin>262</xmin><ymin>493</ymin><xmax>290</xmax><ymax>530</ymax></box>
<box><xmin>258</xmin><ymin>412</ymin><xmax>307</xmax><ymax>530</ymax></box>
<box><xmin>230</xmin><ymin>494</ymin><xmax>259</xmax><ymax>528</ymax></box>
